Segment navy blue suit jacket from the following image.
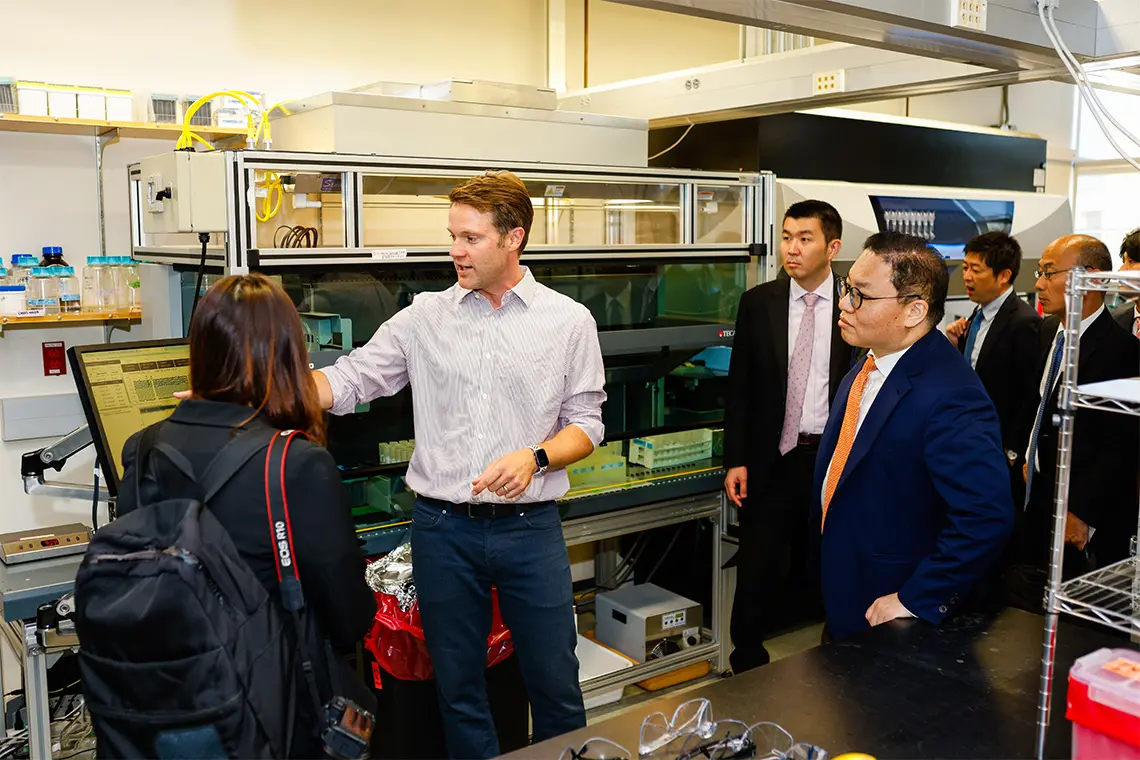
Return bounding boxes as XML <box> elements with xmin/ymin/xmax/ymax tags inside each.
<box><xmin>811</xmin><ymin>329</ymin><xmax>1014</xmax><ymax>640</ymax></box>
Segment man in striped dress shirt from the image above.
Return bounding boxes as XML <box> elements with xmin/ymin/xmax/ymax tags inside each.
<box><xmin>316</xmin><ymin>171</ymin><xmax>606</xmax><ymax>759</ymax></box>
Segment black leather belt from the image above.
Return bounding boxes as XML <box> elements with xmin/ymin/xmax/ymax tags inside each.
<box><xmin>418</xmin><ymin>496</ymin><xmax>529</xmax><ymax>519</ymax></box>
<box><xmin>797</xmin><ymin>434</ymin><xmax>822</xmax><ymax>447</ymax></box>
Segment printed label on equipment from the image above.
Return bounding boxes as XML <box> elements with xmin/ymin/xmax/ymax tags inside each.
<box><xmin>544</xmin><ymin>185</ymin><xmax>566</xmax><ymax>198</ymax></box>
<box><xmin>371</xmin><ymin>248</ymin><xmax>408</xmax><ymax>260</ymax></box>
<box><xmin>661</xmin><ymin>610</ymin><xmax>686</xmax><ymax>630</ymax></box>
<box><xmin>16</xmin><ymin>309</ymin><xmax>46</xmax><ymax>318</ymax></box>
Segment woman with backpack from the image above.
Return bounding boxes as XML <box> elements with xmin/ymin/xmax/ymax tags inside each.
<box><xmin>76</xmin><ymin>273</ymin><xmax>377</xmax><ymax>758</ymax></box>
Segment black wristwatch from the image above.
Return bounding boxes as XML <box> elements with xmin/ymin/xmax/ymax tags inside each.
<box><xmin>529</xmin><ymin>445</ymin><xmax>549</xmax><ymax>476</ymax></box>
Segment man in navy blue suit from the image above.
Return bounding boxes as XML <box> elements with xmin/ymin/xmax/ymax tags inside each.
<box><xmin>813</xmin><ymin>231</ymin><xmax>1014</xmax><ymax>641</ymax></box>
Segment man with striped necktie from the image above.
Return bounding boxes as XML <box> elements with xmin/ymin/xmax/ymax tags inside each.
<box><xmin>812</xmin><ymin>232</ymin><xmax>1014</xmax><ymax>641</ymax></box>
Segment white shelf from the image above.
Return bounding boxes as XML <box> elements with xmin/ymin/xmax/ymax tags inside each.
<box><xmin>1072</xmin><ymin>378</ymin><xmax>1140</xmax><ymax>418</ymax></box>
<box><xmin>1055</xmin><ymin>557</ymin><xmax>1140</xmax><ymax>637</ymax></box>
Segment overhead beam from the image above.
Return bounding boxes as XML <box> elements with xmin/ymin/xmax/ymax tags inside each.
<box><xmin>608</xmin><ymin>0</ymin><xmax>1103</xmax><ymax>71</ymax></box>
<box><xmin>559</xmin><ymin>42</ymin><xmax>1140</xmax><ymax>127</ymax></box>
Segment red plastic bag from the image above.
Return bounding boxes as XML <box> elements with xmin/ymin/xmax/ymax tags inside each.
<box><xmin>365</xmin><ymin>587</ymin><xmax>514</xmax><ymax>681</ymax></box>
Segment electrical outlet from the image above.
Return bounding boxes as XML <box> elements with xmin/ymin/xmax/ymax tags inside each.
<box><xmin>812</xmin><ymin>70</ymin><xmax>846</xmax><ymax>96</ymax></box>
<box><xmin>950</xmin><ymin>0</ymin><xmax>987</xmax><ymax>31</ymax></box>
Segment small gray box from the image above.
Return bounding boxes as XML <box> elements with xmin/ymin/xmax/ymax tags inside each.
<box><xmin>596</xmin><ymin>583</ymin><xmax>702</xmax><ymax>663</ymax></box>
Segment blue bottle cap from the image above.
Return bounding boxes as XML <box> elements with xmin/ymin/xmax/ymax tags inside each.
<box><xmin>42</xmin><ymin>246</ymin><xmax>63</xmax><ymax>255</ymax></box>
<box><xmin>58</xmin><ymin>266</ymin><xmax>75</xmax><ymax>276</ymax></box>
<box><xmin>0</xmin><ymin>285</ymin><xmax>26</xmax><ymax>292</ymax></box>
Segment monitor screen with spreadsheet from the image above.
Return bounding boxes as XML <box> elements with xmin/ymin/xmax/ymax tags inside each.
<box><xmin>68</xmin><ymin>339</ymin><xmax>190</xmax><ymax>496</ymax></box>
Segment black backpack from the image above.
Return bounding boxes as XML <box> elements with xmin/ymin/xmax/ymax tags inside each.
<box><xmin>74</xmin><ymin>424</ymin><xmax>337</xmax><ymax>759</ymax></box>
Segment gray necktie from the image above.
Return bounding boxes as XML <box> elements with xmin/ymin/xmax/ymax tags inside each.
<box><xmin>779</xmin><ymin>293</ymin><xmax>821</xmax><ymax>455</ymax></box>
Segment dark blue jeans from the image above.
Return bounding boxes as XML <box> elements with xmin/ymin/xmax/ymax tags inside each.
<box><xmin>411</xmin><ymin>498</ymin><xmax>585</xmax><ymax>759</ymax></box>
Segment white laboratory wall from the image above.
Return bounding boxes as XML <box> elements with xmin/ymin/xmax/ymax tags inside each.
<box><xmin>563</xmin><ymin>0</ymin><xmax>740</xmax><ymax>90</ymax></box>
<box><xmin>0</xmin><ymin>133</ymin><xmax>175</xmax><ymax>535</ymax></box>
<box><xmin>0</xmin><ymin>0</ymin><xmax>549</xmax><ymax>105</ymax></box>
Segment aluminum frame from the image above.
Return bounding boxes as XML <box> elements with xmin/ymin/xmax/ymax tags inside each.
<box><xmin>1034</xmin><ymin>268</ymin><xmax>1140</xmax><ymax>759</ymax></box>
<box><xmin>129</xmin><ymin>151</ymin><xmax>762</xmax><ymax>273</ymax></box>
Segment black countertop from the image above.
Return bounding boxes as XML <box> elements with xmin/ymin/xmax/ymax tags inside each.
<box><xmin>504</xmin><ymin>608</ymin><xmax>1136</xmax><ymax>759</ymax></box>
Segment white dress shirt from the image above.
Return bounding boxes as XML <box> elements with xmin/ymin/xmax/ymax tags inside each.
<box><xmin>1026</xmin><ymin>305</ymin><xmax>1106</xmax><ymax>471</ymax></box>
<box><xmin>968</xmin><ymin>286</ymin><xmax>1014</xmax><ymax>369</ymax></box>
<box><xmin>320</xmin><ymin>267</ymin><xmax>607</xmax><ymax>504</ymax></box>
<box><xmin>788</xmin><ymin>275</ymin><xmax>835</xmax><ymax>435</ymax></box>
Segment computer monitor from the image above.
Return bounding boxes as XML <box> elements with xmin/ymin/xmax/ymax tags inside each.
<box><xmin>68</xmin><ymin>339</ymin><xmax>190</xmax><ymax>496</ymax></box>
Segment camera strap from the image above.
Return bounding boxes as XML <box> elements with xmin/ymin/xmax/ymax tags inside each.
<box><xmin>263</xmin><ymin>430</ymin><xmax>327</xmax><ymax>724</ymax></box>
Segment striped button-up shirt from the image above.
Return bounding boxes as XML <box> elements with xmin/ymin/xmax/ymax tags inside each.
<box><xmin>320</xmin><ymin>267</ymin><xmax>607</xmax><ymax>504</ymax></box>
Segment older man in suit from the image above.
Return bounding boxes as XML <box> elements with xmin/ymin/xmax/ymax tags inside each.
<box><xmin>813</xmin><ymin>231</ymin><xmax>1013</xmax><ymax>641</ymax></box>
<box><xmin>1020</xmin><ymin>235</ymin><xmax>1140</xmax><ymax>577</ymax></box>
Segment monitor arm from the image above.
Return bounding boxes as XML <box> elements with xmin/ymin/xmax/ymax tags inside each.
<box><xmin>21</xmin><ymin>425</ymin><xmax>110</xmax><ymax>503</ymax></box>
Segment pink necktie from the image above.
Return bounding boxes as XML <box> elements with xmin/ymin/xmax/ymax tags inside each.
<box><xmin>779</xmin><ymin>293</ymin><xmax>820</xmax><ymax>455</ymax></box>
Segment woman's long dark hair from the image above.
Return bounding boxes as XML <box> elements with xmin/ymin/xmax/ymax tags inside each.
<box><xmin>189</xmin><ymin>273</ymin><xmax>325</xmax><ymax>444</ymax></box>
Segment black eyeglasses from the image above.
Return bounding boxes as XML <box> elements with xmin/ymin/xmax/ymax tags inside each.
<box><xmin>838</xmin><ymin>277</ymin><xmax>920</xmax><ymax>311</ymax></box>
<box><xmin>1034</xmin><ymin>267</ymin><xmax>1073</xmax><ymax>281</ymax></box>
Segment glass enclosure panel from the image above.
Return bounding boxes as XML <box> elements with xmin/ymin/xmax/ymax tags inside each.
<box><xmin>362</xmin><ymin>175</ymin><xmax>684</xmax><ymax>248</ymax></box>
<box><xmin>253</xmin><ymin>171</ymin><xmax>345</xmax><ymax>249</ymax></box>
<box><xmin>178</xmin><ymin>260</ymin><xmax>741</xmax><ymax>507</ymax></box>
<box><xmin>177</xmin><ymin>260</ymin><xmax>740</xmax><ymax>536</ymax></box>
<box><xmin>694</xmin><ymin>185</ymin><xmax>748</xmax><ymax>245</ymax></box>
<box><xmin>527</xmin><ymin>262</ymin><xmax>744</xmax><ymax>330</ymax></box>
<box><xmin>181</xmin><ymin>263</ymin><xmax>744</xmax><ymax>342</ymax></box>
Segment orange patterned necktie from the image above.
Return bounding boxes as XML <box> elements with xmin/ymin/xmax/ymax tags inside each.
<box><xmin>822</xmin><ymin>355</ymin><xmax>878</xmax><ymax>532</ymax></box>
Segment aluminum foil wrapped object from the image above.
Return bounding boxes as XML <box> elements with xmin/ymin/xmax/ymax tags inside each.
<box><xmin>365</xmin><ymin>542</ymin><xmax>416</xmax><ymax>610</ymax></box>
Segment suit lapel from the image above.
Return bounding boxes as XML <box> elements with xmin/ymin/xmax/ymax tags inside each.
<box><xmin>1048</xmin><ymin>310</ymin><xmax>1111</xmax><ymax>407</ymax></box>
<box><xmin>768</xmin><ymin>278</ymin><xmax>791</xmax><ymax>400</ymax></box>
<box><xmin>974</xmin><ymin>294</ymin><xmax>1016</xmax><ymax>371</ymax></box>
<box><xmin>829</xmin><ymin>332</ymin><xmax>939</xmax><ymax>500</ymax></box>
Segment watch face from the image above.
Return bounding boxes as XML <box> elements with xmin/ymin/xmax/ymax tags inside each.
<box><xmin>535</xmin><ymin>448</ymin><xmax>550</xmax><ymax>468</ymax></box>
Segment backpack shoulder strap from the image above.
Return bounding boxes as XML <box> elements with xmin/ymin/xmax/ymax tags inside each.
<box><xmin>197</xmin><ymin>428</ymin><xmax>276</xmax><ymax>504</ymax></box>
<box><xmin>142</xmin><ymin>425</ymin><xmax>274</xmax><ymax>506</ymax></box>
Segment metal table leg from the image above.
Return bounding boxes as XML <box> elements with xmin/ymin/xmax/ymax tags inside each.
<box><xmin>711</xmin><ymin>495</ymin><xmax>726</xmax><ymax>673</ymax></box>
<box><xmin>23</xmin><ymin>621</ymin><xmax>51</xmax><ymax>760</ymax></box>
